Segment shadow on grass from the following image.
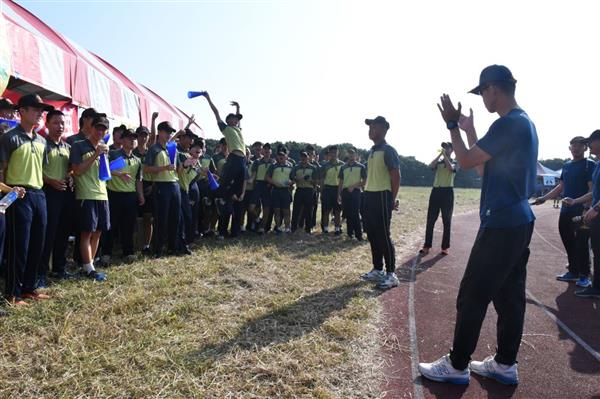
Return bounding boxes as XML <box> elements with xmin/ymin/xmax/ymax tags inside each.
<box><xmin>186</xmin><ymin>281</ymin><xmax>378</xmax><ymax>363</ymax></box>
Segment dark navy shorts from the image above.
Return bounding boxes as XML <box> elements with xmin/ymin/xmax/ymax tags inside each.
<box><xmin>271</xmin><ymin>187</ymin><xmax>292</xmax><ymax>209</ymax></box>
<box><xmin>251</xmin><ymin>181</ymin><xmax>272</xmax><ymax>207</ymax></box>
<box><xmin>322</xmin><ymin>185</ymin><xmax>341</xmax><ymax>212</ymax></box>
<box><xmin>78</xmin><ymin>199</ymin><xmax>110</xmax><ymax>232</ymax></box>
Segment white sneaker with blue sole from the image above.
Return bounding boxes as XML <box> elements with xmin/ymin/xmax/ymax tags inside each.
<box><xmin>418</xmin><ymin>355</ymin><xmax>470</xmax><ymax>385</ymax></box>
<box><xmin>360</xmin><ymin>269</ymin><xmax>385</xmax><ymax>282</ymax></box>
<box><xmin>469</xmin><ymin>355</ymin><xmax>519</xmax><ymax>385</ymax></box>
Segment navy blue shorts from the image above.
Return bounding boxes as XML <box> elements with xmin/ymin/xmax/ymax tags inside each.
<box><xmin>271</xmin><ymin>187</ymin><xmax>292</xmax><ymax>209</ymax></box>
<box><xmin>322</xmin><ymin>186</ymin><xmax>341</xmax><ymax>212</ymax></box>
<box><xmin>140</xmin><ymin>181</ymin><xmax>154</xmax><ymax>215</ymax></box>
<box><xmin>78</xmin><ymin>199</ymin><xmax>110</xmax><ymax>232</ymax></box>
<box><xmin>252</xmin><ymin>181</ymin><xmax>272</xmax><ymax>207</ymax></box>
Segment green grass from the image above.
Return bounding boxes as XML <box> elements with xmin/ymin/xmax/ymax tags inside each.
<box><xmin>0</xmin><ymin>186</ymin><xmax>480</xmax><ymax>398</ymax></box>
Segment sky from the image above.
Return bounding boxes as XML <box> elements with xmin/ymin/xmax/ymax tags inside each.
<box><xmin>6</xmin><ymin>0</ymin><xmax>600</xmax><ymax>163</ymax></box>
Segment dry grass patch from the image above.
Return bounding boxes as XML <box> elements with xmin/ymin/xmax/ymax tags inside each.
<box><xmin>0</xmin><ymin>186</ymin><xmax>480</xmax><ymax>398</ymax></box>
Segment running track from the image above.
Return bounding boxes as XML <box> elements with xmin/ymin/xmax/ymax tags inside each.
<box><xmin>381</xmin><ymin>205</ymin><xmax>600</xmax><ymax>398</ymax></box>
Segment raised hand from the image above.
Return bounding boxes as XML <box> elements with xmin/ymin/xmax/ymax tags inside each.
<box><xmin>230</xmin><ymin>101</ymin><xmax>239</xmax><ymax>107</ymax></box>
<box><xmin>151</xmin><ymin>112</ymin><xmax>159</xmax><ymax>120</ymax></box>
<box><xmin>437</xmin><ymin>94</ymin><xmax>462</xmax><ymax>123</ymax></box>
<box><xmin>459</xmin><ymin>107</ymin><xmax>474</xmax><ymax>132</ymax></box>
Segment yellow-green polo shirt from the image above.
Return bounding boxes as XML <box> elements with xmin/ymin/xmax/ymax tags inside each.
<box><xmin>213</xmin><ymin>153</ymin><xmax>227</xmax><ymax>177</ymax></box>
<box><xmin>69</xmin><ymin>139</ymin><xmax>108</xmax><ymax>200</ymax></box>
<box><xmin>107</xmin><ymin>149</ymin><xmax>142</xmax><ymax>193</ymax></box>
<box><xmin>365</xmin><ymin>141</ymin><xmax>401</xmax><ymax>193</ymax></box>
<box><xmin>339</xmin><ymin>162</ymin><xmax>367</xmax><ymax>189</ymax></box>
<box><xmin>218</xmin><ymin>122</ymin><xmax>245</xmax><ymax>154</ymax></box>
<box><xmin>0</xmin><ymin>125</ymin><xmax>47</xmax><ymax>189</ymax></box>
<box><xmin>321</xmin><ymin>159</ymin><xmax>344</xmax><ymax>187</ymax></box>
<box><xmin>197</xmin><ymin>155</ymin><xmax>216</xmax><ymax>181</ymax></box>
<box><xmin>134</xmin><ymin>147</ymin><xmax>153</xmax><ymax>183</ymax></box>
<box><xmin>266</xmin><ymin>162</ymin><xmax>293</xmax><ymax>186</ymax></box>
<box><xmin>251</xmin><ymin>158</ymin><xmax>275</xmax><ymax>182</ymax></box>
<box><xmin>177</xmin><ymin>152</ymin><xmax>200</xmax><ymax>193</ymax></box>
<box><xmin>432</xmin><ymin>160</ymin><xmax>456</xmax><ymax>188</ymax></box>
<box><xmin>291</xmin><ymin>163</ymin><xmax>317</xmax><ymax>188</ymax></box>
<box><xmin>44</xmin><ymin>139</ymin><xmax>70</xmax><ymax>181</ymax></box>
<box><xmin>145</xmin><ymin>142</ymin><xmax>178</xmax><ymax>183</ymax></box>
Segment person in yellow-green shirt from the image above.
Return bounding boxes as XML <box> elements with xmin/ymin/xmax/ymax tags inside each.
<box><xmin>266</xmin><ymin>150</ymin><xmax>294</xmax><ymax>233</ymax></box>
<box><xmin>291</xmin><ymin>151</ymin><xmax>318</xmax><ymax>233</ymax></box>
<box><xmin>201</xmin><ymin>93</ymin><xmax>247</xmax><ymax>203</ymax></box>
<box><xmin>41</xmin><ymin>110</ymin><xmax>74</xmax><ymax>285</ymax></box>
<box><xmin>144</xmin><ymin>121</ymin><xmax>187</xmax><ymax>257</ymax></box>
<box><xmin>420</xmin><ymin>142</ymin><xmax>457</xmax><ymax>256</ymax></box>
<box><xmin>70</xmin><ymin>114</ymin><xmax>111</xmax><ymax>282</ymax></box>
<box><xmin>0</xmin><ymin>94</ymin><xmax>51</xmax><ymax>304</ymax></box>
<box><xmin>104</xmin><ymin>129</ymin><xmax>144</xmax><ymax>263</ymax></box>
<box><xmin>133</xmin><ymin>124</ymin><xmax>153</xmax><ymax>255</ymax></box>
<box><xmin>337</xmin><ymin>148</ymin><xmax>367</xmax><ymax>241</ymax></box>
<box><xmin>320</xmin><ymin>145</ymin><xmax>344</xmax><ymax>234</ymax></box>
<box><xmin>360</xmin><ymin>116</ymin><xmax>401</xmax><ymax>290</ymax></box>
<box><xmin>177</xmin><ymin>132</ymin><xmax>202</xmax><ymax>245</ymax></box>
<box><xmin>252</xmin><ymin>143</ymin><xmax>275</xmax><ymax>234</ymax></box>
<box><xmin>195</xmin><ymin>139</ymin><xmax>217</xmax><ymax>236</ymax></box>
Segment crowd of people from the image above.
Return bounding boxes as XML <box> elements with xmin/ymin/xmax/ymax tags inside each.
<box><xmin>0</xmin><ymin>91</ymin><xmax>402</xmax><ymax>315</ymax></box>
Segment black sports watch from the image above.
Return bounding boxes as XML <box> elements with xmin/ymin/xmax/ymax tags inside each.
<box><xmin>446</xmin><ymin>120</ymin><xmax>459</xmax><ymax>130</ymax></box>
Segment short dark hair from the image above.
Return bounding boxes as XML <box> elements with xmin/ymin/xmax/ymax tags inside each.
<box><xmin>493</xmin><ymin>80</ymin><xmax>516</xmax><ymax>96</ymax></box>
<box><xmin>305</xmin><ymin>144</ymin><xmax>315</xmax><ymax>152</ymax></box>
<box><xmin>252</xmin><ymin>141</ymin><xmax>262</xmax><ymax>148</ymax></box>
<box><xmin>263</xmin><ymin>143</ymin><xmax>271</xmax><ymax>150</ymax></box>
<box><xmin>347</xmin><ymin>148</ymin><xmax>356</xmax><ymax>155</ymax></box>
<box><xmin>46</xmin><ymin>109</ymin><xmax>64</xmax><ymax>122</ymax></box>
<box><xmin>328</xmin><ymin>145</ymin><xmax>338</xmax><ymax>153</ymax></box>
<box><xmin>219</xmin><ymin>137</ymin><xmax>227</xmax><ymax>145</ymax></box>
<box><xmin>191</xmin><ymin>138</ymin><xmax>205</xmax><ymax>149</ymax></box>
<box><xmin>300</xmin><ymin>151</ymin><xmax>308</xmax><ymax>158</ymax></box>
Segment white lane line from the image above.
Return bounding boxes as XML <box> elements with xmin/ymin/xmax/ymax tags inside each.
<box><xmin>531</xmin><ymin>226</ymin><xmax>600</xmax><ymax>363</ymax></box>
<box><xmin>408</xmin><ymin>255</ymin><xmax>425</xmax><ymax>399</ymax></box>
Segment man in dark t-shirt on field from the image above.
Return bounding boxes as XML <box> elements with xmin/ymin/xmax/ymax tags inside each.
<box><xmin>419</xmin><ymin>65</ymin><xmax>538</xmax><ymax>386</ymax></box>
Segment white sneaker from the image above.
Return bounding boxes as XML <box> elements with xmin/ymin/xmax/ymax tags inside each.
<box><xmin>469</xmin><ymin>355</ymin><xmax>519</xmax><ymax>385</ymax></box>
<box><xmin>377</xmin><ymin>272</ymin><xmax>399</xmax><ymax>289</ymax></box>
<box><xmin>418</xmin><ymin>355</ymin><xmax>470</xmax><ymax>385</ymax></box>
<box><xmin>360</xmin><ymin>269</ymin><xmax>385</xmax><ymax>282</ymax></box>
<box><xmin>100</xmin><ymin>255</ymin><xmax>111</xmax><ymax>266</ymax></box>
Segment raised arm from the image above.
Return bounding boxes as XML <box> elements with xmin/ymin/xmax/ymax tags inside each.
<box><xmin>149</xmin><ymin>112</ymin><xmax>158</xmax><ymax>146</ymax></box>
<box><xmin>458</xmin><ymin>107</ymin><xmax>484</xmax><ymax>176</ymax></box>
<box><xmin>428</xmin><ymin>152</ymin><xmax>442</xmax><ymax>169</ymax></box>
<box><xmin>203</xmin><ymin>93</ymin><xmax>224</xmax><ymax>127</ymax></box>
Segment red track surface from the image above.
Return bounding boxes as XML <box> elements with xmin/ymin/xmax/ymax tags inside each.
<box><xmin>380</xmin><ymin>205</ymin><xmax>600</xmax><ymax>398</ymax></box>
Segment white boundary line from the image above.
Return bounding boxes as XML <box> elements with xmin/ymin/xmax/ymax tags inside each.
<box><xmin>531</xmin><ymin>226</ymin><xmax>600</xmax><ymax>363</ymax></box>
<box><xmin>408</xmin><ymin>255</ymin><xmax>425</xmax><ymax>399</ymax></box>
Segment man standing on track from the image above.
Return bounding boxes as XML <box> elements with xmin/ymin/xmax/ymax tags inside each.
<box><xmin>419</xmin><ymin>65</ymin><xmax>538</xmax><ymax>386</ymax></box>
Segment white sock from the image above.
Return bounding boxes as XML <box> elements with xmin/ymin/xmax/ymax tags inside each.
<box><xmin>83</xmin><ymin>262</ymin><xmax>95</xmax><ymax>273</ymax></box>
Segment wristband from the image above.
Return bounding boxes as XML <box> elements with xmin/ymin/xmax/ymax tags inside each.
<box><xmin>446</xmin><ymin>121</ymin><xmax>459</xmax><ymax>130</ymax></box>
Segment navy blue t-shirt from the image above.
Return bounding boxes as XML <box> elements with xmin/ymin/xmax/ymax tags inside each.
<box><xmin>560</xmin><ymin>158</ymin><xmax>595</xmax><ymax>215</ymax></box>
<box><xmin>592</xmin><ymin>163</ymin><xmax>600</xmax><ymax>206</ymax></box>
<box><xmin>476</xmin><ymin>108</ymin><xmax>538</xmax><ymax>228</ymax></box>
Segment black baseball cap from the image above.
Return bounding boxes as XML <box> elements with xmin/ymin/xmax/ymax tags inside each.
<box><xmin>181</xmin><ymin>128</ymin><xmax>196</xmax><ymax>139</ymax></box>
<box><xmin>135</xmin><ymin>126</ymin><xmax>150</xmax><ymax>136</ymax></box>
<box><xmin>225</xmin><ymin>113</ymin><xmax>243</xmax><ymax>122</ymax></box>
<box><xmin>469</xmin><ymin>65</ymin><xmax>517</xmax><ymax>95</ymax></box>
<box><xmin>365</xmin><ymin>116</ymin><xmax>390</xmax><ymax>129</ymax></box>
<box><xmin>570</xmin><ymin>136</ymin><xmax>588</xmax><ymax>145</ymax></box>
<box><xmin>92</xmin><ymin>116</ymin><xmax>110</xmax><ymax>129</ymax></box>
<box><xmin>0</xmin><ymin>98</ymin><xmax>14</xmax><ymax>110</ymax></box>
<box><xmin>17</xmin><ymin>94</ymin><xmax>54</xmax><ymax>112</ymax></box>
<box><xmin>81</xmin><ymin>107</ymin><xmax>104</xmax><ymax>119</ymax></box>
<box><xmin>157</xmin><ymin>121</ymin><xmax>176</xmax><ymax>133</ymax></box>
<box><xmin>587</xmin><ymin>130</ymin><xmax>600</xmax><ymax>144</ymax></box>
<box><xmin>121</xmin><ymin>128</ymin><xmax>138</xmax><ymax>139</ymax></box>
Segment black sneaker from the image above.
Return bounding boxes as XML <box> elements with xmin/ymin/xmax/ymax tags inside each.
<box><xmin>574</xmin><ymin>287</ymin><xmax>600</xmax><ymax>298</ymax></box>
<box><xmin>142</xmin><ymin>247</ymin><xmax>152</xmax><ymax>256</ymax></box>
<box><xmin>50</xmin><ymin>271</ymin><xmax>74</xmax><ymax>280</ymax></box>
<box><xmin>85</xmin><ymin>270</ymin><xmax>107</xmax><ymax>282</ymax></box>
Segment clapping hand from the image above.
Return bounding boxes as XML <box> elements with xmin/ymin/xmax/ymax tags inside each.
<box><xmin>437</xmin><ymin>94</ymin><xmax>462</xmax><ymax>123</ymax></box>
<box><xmin>459</xmin><ymin>108</ymin><xmax>474</xmax><ymax>132</ymax></box>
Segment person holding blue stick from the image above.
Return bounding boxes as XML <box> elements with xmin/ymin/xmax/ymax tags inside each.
<box><xmin>201</xmin><ymin>93</ymin><xmax>246</xmax><ymax>205</ymax></box>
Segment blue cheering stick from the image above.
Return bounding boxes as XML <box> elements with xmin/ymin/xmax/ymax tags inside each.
<box><xmin>166</xmin><ymin>141</ymin><xmax>177</xmax><ymax>165</ymax></box>
<box><xmin>207</xmin><ymin>170</ymin><xmax>219</xmax><ymax>190</ymax></box>
<box><xmin>0</xmin><ymin>118</ymin><xmax>18</xmax><ymax>130</ymax></box>
<box><xmin>187</xmin><ymin>91</ymin><xmax>207</xmax><ymax>99</ymax></box>
<box><xmin>99</xmin><ymin>133</ymin><xmax>112</xmax><ymax>181</ymax></box>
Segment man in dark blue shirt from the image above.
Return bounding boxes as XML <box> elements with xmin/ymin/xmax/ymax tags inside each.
<box><xmin>533</xmin><ymin>136</ymin><xmax>594</xmax><ymax>287</ymax></box>
<box><xmin>419</xmin><ymin>65</ymin><xmax>537</xmax><ymax>386</ymax></box>
<box><xmin>563</xmin><ymin>130</ymin><xmax>600</xmax><ymax>299</ymax></box>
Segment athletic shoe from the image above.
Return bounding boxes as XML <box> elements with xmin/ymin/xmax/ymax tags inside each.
<box><xmin>441</xmin><ymin>248</ymin><xmax>450</xmax><ymax>256</ymax></box>
<box><xmin>50</xmin><ymin>271</ymin><xmax>74</xmax><ymax>280</ymax></box>
<box><xmin>418</xmin><ymin>355</ymin><xmax>470</xmax><ymax>385</ymax></box>
<box><xmin>334</xmin><ymin>228</ymin><xmax>342</xmax><ymax>236</ymax></box>
<box><xmin>22</xmin><ymin>291</ymin><xmax>51</xmax><ymax>301</ymax></box>
<box><xmin>576</xmin><ymin>276</ymin><xmax>592</xmax><ymax>288</ymax></box>
<box><xmin>284</xmin><ymin>228</ymin><xmax>291</xmax><ymax>234</ymax></box>
<box><xmin>469</xmin><ymin>355</ymin><xmax>518</xmax><ymax>385</ymax></box>
<box><xmin>142</xmin><ymin>246</ymin><xmax>152</xmax><ymax>256</ymax></box>
<box><xmin>86</xmin><ymin>270</ymin><xmax>107</xmax><ymax>282</ymax></box>
<box><xmin>360</xmin><ymin>268</ymin><xmax>385</xmax><ymax>282</ymax></box>
<box><xmin>419</xmin><ymin>247</ymin><xmax>430</xmax><ymax>255</ymax></box>
<box><xmin>377</xmin><ymin>272</ymin><xmax>400</xmax><ymax>289</ymax></box>
<box><xmin>7</xmin><ymin>297</ymin><xmax>29</xmax><ymax>307</ymax></box>
<box><xmin>36</xmin><ymin>276</ymin><xmax>49</xmax><ymax>289</ymax></box>
<box><xmin>574</xmin><ymin>286</ymin><xmax>600</xmax><ymax>298</ymax></box>
<box><xmin>556</xmin><ymin>271</ymin><xmax>578</xmax><ymax>282</ymax></box>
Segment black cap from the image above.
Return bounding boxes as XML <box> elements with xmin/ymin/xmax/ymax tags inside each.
<box><xmin>181</xmin><ymin>128</ymin><xmax>196</xmax><ymax>139</ymax></box>
<box><xmin>0</xmin><ymin>98</ymin><xmax>14</xmax><ymax>110</ymax></box>
<box><xmin>570</xmin><ymin>136</ymin><xmax>588</xmax><ymax>145</ymax></box>
<box><xmin>587</xmin><ymin>130</ymin><xmax>600</xmax><ymax>144</ymax></box>
<box><xmin>81</xmin><ymin>107</ymin><xmax>104</xmax><ymax>119</ymax></box>
<box><xmin>469</xmin><ymin>65</ymin><xmax>517</xmax><ymax>95</ymax></box>
<box><xmin>157</xmin><ymin>121</ymin><xmax>176</xmax><ymax>133</ymax></box>
<box><xmin>365</xmin><ymin>116</ymin><xmax>390</xmax><ymax>129</ymax></box>
<box><xmin>92</xmin><ymin>116</ymin><xmax>110</xmax><ymax>129</ymax></box>
<box><xmin>225</xmin><ymin>113</ymin><xmax>243</xmax><ymax>122</ymax></box>
<box><xmin>17</xmin><ymin>94</ymin><xmax>54</xmax><ymax>112</ymax></box>
<box><xmin>135</xmin><ymin>126</ymin><xmax>150</xmax><ymax>136</ymax></box>
<box><xmin>121</xmin><ymin>128</ymin><xmax>138</xmax><ymax>139</ymax></box>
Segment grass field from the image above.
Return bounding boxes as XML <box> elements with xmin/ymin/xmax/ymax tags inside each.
<box><xmin>0</xmin><ymin>186</ymin><xmax>481</xmax><ymax>398</ymax></box>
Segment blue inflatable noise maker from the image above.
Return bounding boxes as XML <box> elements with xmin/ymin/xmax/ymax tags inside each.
<box><xmin>187</xmin><ymin>91</ymin><xmax>207</xmax><ymax>99</ymax></box>
<box><xmin>207</xmin><ymin>170</ymin><xmax>219</xmax><ymax>190</ymax></box>
<box><xmin>0</xmin><ymin>118</ymin><xmax>18</xmax><ymax>129</ymax></box>
<box><xmin>99</xmin><ymin>133</ymin><xmax>112</xmax><ymax>181</ymax></box>
<box><xmin>166</xmin><ymin>141</ymin><xmax>177</xmax><ymax>165</ymax></box>
<box><xmin>109</xmin><ymin>156</ymin><xmax>127</xmax><ymax>171</ymax></box>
